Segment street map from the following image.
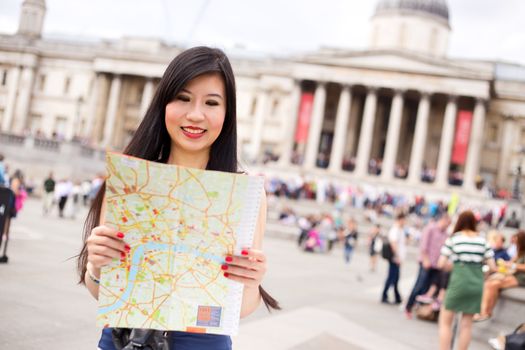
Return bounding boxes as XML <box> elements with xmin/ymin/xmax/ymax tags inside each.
<box><xmin>97</xmin><ymin>152</ymin><xmax>264</xmax><ymax>335</ymax></box>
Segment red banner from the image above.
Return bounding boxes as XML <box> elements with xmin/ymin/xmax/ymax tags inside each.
<box><xmin>294</xmin><ymin>92</ymin><xmax>314</xmax><ymax>143</ymax></box>
<box><xmin>451</xmin><ymin>110</ymin><xmax>473</xmax><ymax>165</ymax></box>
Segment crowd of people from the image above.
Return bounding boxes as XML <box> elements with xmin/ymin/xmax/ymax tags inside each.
<box><xmin>275</xmin><ymin>194</ymin><xmax>525</xmax><ymax>350</ymax></box>
<box><xmin>265</xmin><ymin>174</ymin><xmax>518</xmax><ymax>230</ymax></box>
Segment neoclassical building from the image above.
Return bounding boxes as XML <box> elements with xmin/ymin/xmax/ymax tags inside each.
<box><xmin>1</xmin><ymin>0</ymin><xmax>525</xmax><ymax>196</ymax></box>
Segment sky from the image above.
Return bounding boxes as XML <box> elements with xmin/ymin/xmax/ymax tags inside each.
<box><xmin>0</xmin><ymin>0</ymin><xmax>524</xmax><ymax>64</ymax></box>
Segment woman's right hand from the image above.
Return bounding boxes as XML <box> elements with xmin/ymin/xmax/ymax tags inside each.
<box><xmin>86</xmin><ymin>225</ymin><xmax>129</xmax><ymax>270</ymax></box>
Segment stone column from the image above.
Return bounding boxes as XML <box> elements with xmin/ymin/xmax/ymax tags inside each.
<box><xmin>463</xmin><ymin>99</ymin><xmax>487</xmax><ymax>191</ymax></box>
<box><xmin>84</xmin><ymin>73</ymin><xmax>101</xmax><ymax>138</ymax></box>
<box><xmin>497</xmin><ymin>116</ymin><xmax>516</xmax><ymax>189</ymax></box>
<box><xmin>381</xmin><ymin>90</ymin><xmax>404</xmax><ymax>181</ymax></box>
<box><xmin>329</xmin><ymin>85</ymin><xmax>352</xmax><ymax>173</ymax></box>
<box><xmin>278</xmin><ymin>80</ymin><xmax>301</xmax><ymax>167</ymax></box>
<box><xmin>1</xmin><ymin>66</ymin><xmax>21</xmax><ymax>132</ymax></box>
<box><xmin>303</xmin><ymin>82</ymin><xmax>327</xmax><ymax>169</ymax></box>
<box><xmin>102</xmin><ymin>74</ymin><xmax>122</xmax><ymax>148</ymax></box>
<box><xmin>435</xmin><ymin>96</ymin><xmax>458</xmax><ymax>187</ymax></box>
<box><xmin>355</xmin><ymin>87</ymin><xmax>378</xmax><ymax>177</ymax></box>
<box><xmin>140</xmin><ymin>78</ymin><xmax>154</xmax><ymax>118</ymax></box>
<box><xmin>13</xmin><ymin>66</ymin><xmax>35</xmax><ymax>133</ymax></box>
<box><xmin>408</xmin><ymin>92</ymin><xmax>431</xmax><ymax>184</ymax></box>
<box><xmin>247</xmin><ymin>90</ymin><xmax>270</xmax><ymax>162</ymax></box>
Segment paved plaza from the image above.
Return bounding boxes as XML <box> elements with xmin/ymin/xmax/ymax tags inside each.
<box><xmin>0</xmin><ymin>198</ymin><xmax>491</xmax><ymax>349</ymax></box>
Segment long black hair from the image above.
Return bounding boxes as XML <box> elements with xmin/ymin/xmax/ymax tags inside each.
<box><xmin>78</xmin><ymin>46</ymin><xmax>280</xmax><ymax>311</ymax></box>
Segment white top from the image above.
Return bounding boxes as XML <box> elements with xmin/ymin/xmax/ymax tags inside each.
<box><xmin>388</xmin><ymin>224</ymin><xmax>407</xmax><ymax>262</ymax></box>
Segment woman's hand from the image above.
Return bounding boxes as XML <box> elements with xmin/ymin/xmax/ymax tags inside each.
<box><xmin>222</xmin><ymin>248</ymin><xmax>267</xmax><ymax>289</ymax></box>
<box><xmin>86</xmin><ymin>225</ymin><xmax>129</xmax><ymax>272</ymax></box>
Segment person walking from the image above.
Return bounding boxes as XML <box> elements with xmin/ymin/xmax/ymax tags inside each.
<box><xmin>42</xmin><ymin>172</ymin><xmax>55</xmax><ymax>215</ymax></box>
<box><xmin>77</xmin><ymin>46</ymin><xmax>280</xmax><ymax>350</ymax></box>
<box><xmin>405</xmin><ymin>214</ymin><xmax>450</xmax><ymax>318</ymax></box>
<box><xmin>343</xmin><ymin>218</ymin><xmax>358</xmax><ymax>264</ymax></box>
<box><xmin>438</xmin><ymin>210</ymin><xmax>496</xmax><ymax>350</ymax></box>
<box><xmin>381</xmin><ymin>212</ymin><xmax>407</xmax><ymax>304</ymax></box>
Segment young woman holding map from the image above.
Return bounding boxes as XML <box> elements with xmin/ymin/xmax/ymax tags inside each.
<box><xmin>77</xmin><ymin>46</ymin><xmax>279</xmax><ymax>350</ymax></box>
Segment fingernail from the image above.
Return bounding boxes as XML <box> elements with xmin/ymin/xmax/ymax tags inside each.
<box><xmin>121</xmin><ymin>252</ymin><xmax>126</xmax><ymax>258</ymax></box>
<box><xmin>225</xmin><ymin>256</ymin><xmax>233</xmax><ymax>262</ymax></box>
<box><xmin>125</xmin><ymin>245</ymin><xmax>131</xmax><ymax>251</ymax></box>
<box><xmin>221</xmin><ymin>264</ymin><xmax>228</xmax><ymax>270</ymax></box>
<box><xmin>241</xmin><ymin>250</ymin><xmax>249</xmax><ymax>256</ymax></box>
<box><xmin>224</xmin><ymin>272</ymin><xmax>229</xmax><ymax>277</ymax></box>
<box><xmin>117</xmin><ymin>232</ymin><xmax>125</xmax><ymax>238</ymax></box>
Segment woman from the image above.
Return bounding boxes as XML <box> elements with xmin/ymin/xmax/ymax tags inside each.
<box><xmin>474</xmin><ymin>230</ymin><xmax>525</xmax><ymax>322</ymax></box>
<box><xmin>77</xmin><ymin>47</ymin><xmax>279</xmax><ymax>350</ymax></box>
<box><xmin>437</xmin><ymin>210</ymin><xmax>496</xmax><ymax>350</ymax></box>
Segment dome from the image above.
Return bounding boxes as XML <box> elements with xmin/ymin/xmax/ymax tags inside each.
<box><xmin>374</xmin><ymin>0</ymin><xmax>449</xmax><ymax>22</ymax></box>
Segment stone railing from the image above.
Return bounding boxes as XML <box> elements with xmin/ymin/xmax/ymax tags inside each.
<box><xmin>0</xmin><ymin>132</ymin><xmax>106</xmax><ymax>181</ymax></box>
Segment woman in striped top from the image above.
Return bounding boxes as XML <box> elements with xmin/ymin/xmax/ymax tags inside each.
<box><xmin>437</xmin><ymin>210</ymin><xmax>496</xmax><ymax>350</ymax></box>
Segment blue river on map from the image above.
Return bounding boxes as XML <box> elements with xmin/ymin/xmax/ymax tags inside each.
<box><xmin>99</xmin><ymin>242</ymin><xmax>225</xmax><ymax>314</ymax></box>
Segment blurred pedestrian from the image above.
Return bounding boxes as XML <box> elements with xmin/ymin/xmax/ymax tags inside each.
<box><xmin>438</xmin><ymin>210</ymin><xmax>496</xmax><ymax>350</ymax></box>
<box><xmin>381</xmin><ymin>212</ymin><xmax>407</xmax><ymax>304</ymax></box>
<box><xmin>343</xmin><ymin>218</ymin><xmax>358</xmax><ymax>264</ymax></box>
<box><xmin>55</xmin><ymin>179</ymin><xmax>72</xmax><ymax>218</ymax></box>
<box><xmin>43</xmin><ymin>172</ymin><xmax>55</xmax><ymax>215</ymax></box>
<box><xmin>0</xmin><ymin>154</ymin><xmax>6</xmax><ymax>187</ymax></box>
<box><xmin>405</xmin><ymin>214</ymin><xmax>450</xmax><ymax>318</ymax></box>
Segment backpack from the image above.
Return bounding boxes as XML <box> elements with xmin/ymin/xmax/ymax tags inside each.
<box><xmin>381</xmin><ymin>237</ymin><xmax>393</xmax><ymax>260</ymax></box>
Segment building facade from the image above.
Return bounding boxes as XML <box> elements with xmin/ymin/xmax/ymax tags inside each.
<box><xmin>1</xmin><ymin>0</ymin><xmax>525</xmax><ymax>196</ymax></box>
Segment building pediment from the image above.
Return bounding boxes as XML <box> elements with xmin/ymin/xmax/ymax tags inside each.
<box><xmin>299</xmin><ymin>49</ymin><xmax>493</xmax><ymax>81</ymax></box>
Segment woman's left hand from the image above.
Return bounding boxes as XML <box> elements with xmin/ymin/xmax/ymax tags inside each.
<box><xmin>222</xmin><ymin>248</ymin><xmax>267</xmax><ymax>289</ymax></box>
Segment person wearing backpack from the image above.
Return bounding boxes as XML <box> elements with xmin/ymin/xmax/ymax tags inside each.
<box><xmin>381</xmin><ymin>212</ymin><xmax>407</xmax><ymax>304</ymax></box>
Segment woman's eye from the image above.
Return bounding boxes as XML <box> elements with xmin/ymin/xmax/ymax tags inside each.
<box><xmin>206</xmin><ymin>100</ymin><xmax>219</xmax><ymax>106</ymax></box>
<box><xmin>176</xmin><ymin>95</ymin><xmax>190</xmax><ymax>102</ymax></box>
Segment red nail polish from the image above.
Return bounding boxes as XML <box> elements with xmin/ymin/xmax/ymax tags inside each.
<box><xmin>224</xmin><ymin>272</ymin><xmax>229</xmax><ymax>277</ymax></box>
<box><xmin>121</xmin><ymin>252</ymin><xmax>126</xmax><ymax>258</ymax></box>
<box><xmin>221</xmin><ymin>265</ymin><xmax>228</xmax><ymax>270</ymax></box>
<box><xmin>117</xmin><ymin>232</ymin><xmax>125</xmax><ymax>238</ymax></box>
<box><xmin>225</xmin><ymin>256</ymin><xmax>233</xmax><ymax>262</ymax></box>
<box><xmin>125</xmin><ymin>245</ymin><xmax>131</xmax><ymax>251</ymax></box>
<box><xmin>241</xmin><ymin>250</ymin><xmax>249</xmax><ymax>256</ymax></box>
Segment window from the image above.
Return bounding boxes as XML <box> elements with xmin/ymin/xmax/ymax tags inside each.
<box><xmin>1</xmin><ymin>70</ymin><xmax>7</xmax><ymax>86</ymax></box>
<box><xmin>250</xmin><ymin>97</ymin><xmax>257</xmax><ymax>116</ymax></box>
<box><xmin>429</xmin><ymin>28</ymin><xmax>438</xmax><ymax>53</ymax></box>
<box><xmin>29</xmin><ymin>114</ymin><xmax>42</xmax><ymax>134</ymax></box>
<box><xmin>54</xmin><ymin>115</ymin><xmax>68</xmax><ymax>139</ymax></box>
<box><xmin>38</xmin><ymin>74</ymin><xmax>46</xmax><ymax>91</ymax></box>
<box><xmin>64</xmin><ymin>76</ymin><xmax>71</xmax><ymax>94</ymax></box>
<box><xmin>271</xmin><ymin>99</ymin><xmax>280</xmax><ymax>117</ymax></box>
<box><xmin>487</xmin><ymin>123</ymin><xmax>498</xmax><ymax>144</ymax></box>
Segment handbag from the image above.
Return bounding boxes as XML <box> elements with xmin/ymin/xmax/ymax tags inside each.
<box><xmin>505</xmin><ymin>323</ymin><xmax>525</xmax><ymax>350</ymax></box>
<box><xmin>112</xmin><ymin>328</ymin><xmax>171</xmax><ymax>350</ymax></box>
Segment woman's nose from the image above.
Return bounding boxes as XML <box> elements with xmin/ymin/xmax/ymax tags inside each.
<box><xmin>186</xmin><ymin>105</ymin><xmax>205</xmax><ymax>121</ymax></box>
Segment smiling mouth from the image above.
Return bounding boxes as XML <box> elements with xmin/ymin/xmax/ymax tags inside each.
<box><xmin>181</xmin><ymin>126</ymin><xmax>206</xmax><ymax>134</ymax></box>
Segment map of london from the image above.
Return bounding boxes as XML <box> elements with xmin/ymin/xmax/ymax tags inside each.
<box><xmin>97</xmin><ymin>152</ymin><xmax>264</xmax><ymax>335</ymax></box>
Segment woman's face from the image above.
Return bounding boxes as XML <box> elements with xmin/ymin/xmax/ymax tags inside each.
<box><xmin>165</xmin><ymin>73</ymin><xmax>226</xmax><ymax>159</ymax></box>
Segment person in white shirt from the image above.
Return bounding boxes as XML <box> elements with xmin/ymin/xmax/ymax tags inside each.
<box><xmin>381</xmin><ymin>212</ymin><xmax>407</xmax><ymax>304</ymax></box>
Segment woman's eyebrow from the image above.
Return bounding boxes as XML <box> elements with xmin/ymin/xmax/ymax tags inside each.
<box><xmin>207</xmin><ymin>93</ymin><xmax>223</xmax><ymax>100</ymax></box>
<box><xmin>180</xmin><ymin>89</ymin><xmax>223</xmax><ymax>100</ymax></box>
